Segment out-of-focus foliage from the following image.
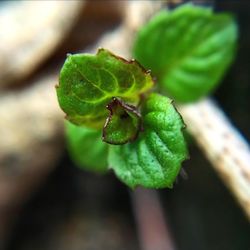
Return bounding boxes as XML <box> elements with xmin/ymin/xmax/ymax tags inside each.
<box><xmin>133</xmin><ymin>4</ymin><xmax>238</xmax><ymax>102</ymax></box>
<box><xmin>66</xmin><ymin>122</ymin><xmax>108</xmax><ymax>172</ymax></box>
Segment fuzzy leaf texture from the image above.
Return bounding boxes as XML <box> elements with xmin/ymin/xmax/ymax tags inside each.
<box><xmin>66</xmin><ymin>122</ymin><xmax>108</xmax><ymax>172</ymax></box>
<box><xmin>133</xmin><ymin>4</ymin><xmax>238</xmax><ymax>102</ymax></box>
<box><xmin>57</xmin><ymin>48</ymin><xmax>154</xmax><ymax>128</ymax></box>
<box><xmin>108</xmin><ymin>93</ymin><xmax>188</xmax><ymax>188</ymax></box>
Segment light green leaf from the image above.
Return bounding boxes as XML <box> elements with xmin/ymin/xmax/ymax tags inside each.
<box><xmin>108</xmin><ymin>93</ymin><xmax>188</xmax><ymax>188</ymax></box>
<box><xmin>103</xmin><ymin>98</ymin><xmax>142</xmax><ymax>145</ymax></box>
<box><xmin>133</xmin><ymin>4</ymin><xmax>238</xmax><ymax>102</ymax></box>
<box><xmin>66</xmin><ymin>122</ymin><xmax>108</xmax><ymax>172</ymax></box>
<box><xmin>57</xmin><ymin>48</ymin><xmax>154</xmax><ymax>128</ymax></box>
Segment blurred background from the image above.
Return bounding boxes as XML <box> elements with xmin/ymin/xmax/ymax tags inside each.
<box><xmin>0</xmin><ymin>1</ymin><xmax>249</xmax><ymax>250</ymax></box>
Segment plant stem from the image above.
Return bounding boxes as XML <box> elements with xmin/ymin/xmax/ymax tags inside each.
<box><xmin>131</xmin><ymin>188</ymin><xmax>176</xmax><ymax>250</ymax></box>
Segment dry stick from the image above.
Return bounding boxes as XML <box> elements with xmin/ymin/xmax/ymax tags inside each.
<box><xmin>179</xmin><ymin>99</ymin><xmax>250</xmax><ymax>219</ymax></box>
<box><xmin>131</xmin><ymin>188</ymin><xmax>176</xmax><ymax>250</ymax></box>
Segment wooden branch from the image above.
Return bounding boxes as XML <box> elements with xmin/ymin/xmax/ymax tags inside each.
<box><xmin>179</xmin><ymin>99</ymin><xmax>250</xmax><ymax>219</ymax></box>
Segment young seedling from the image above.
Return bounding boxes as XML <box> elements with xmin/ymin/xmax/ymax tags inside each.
<box><xmin>57</xmin><ymin>48</ymin><xmax>187</xmax><ymax>189</ymax></box>
<box><xmin>56</xmin><ymin>4</ymin><xmax>237</xmax><ymax>190</ymax></box>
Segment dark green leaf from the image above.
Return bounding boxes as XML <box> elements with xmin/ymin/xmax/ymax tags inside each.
<box><xmin>103</xmin><ymin>98</ymin><xmax>142</xmax><ymax>145</ymax></box>
<box><xmin>57</xmin><ymin>48</ymin><xmax>154</xmax><ymax>128</ymax></box>
<box><xmin>66</xmin><ymin>122</ymin><xmax>108</xmax><ymax>172</ymax></box>
<box><xmin>133</xmin><ymin>4</ymin><xmax>238</xmax><ymax>102</ymax></box>
<box><xmin>108</xmin><ymin>93</ymin><xmax>188</xmax><ymax>188</ymax></box>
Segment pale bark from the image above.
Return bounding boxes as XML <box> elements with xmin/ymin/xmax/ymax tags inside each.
<box><xmin>179</xmin><ymin>99</ymin><xmax>250</xmax><ymax>219</ymax></box>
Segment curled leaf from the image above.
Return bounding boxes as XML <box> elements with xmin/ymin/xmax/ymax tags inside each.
<box><xmin>102</xmin><ymin>98</ymin><xmax>142</xmax><ymax>145</ymax></box>
<box><xmin>56</xmin><ymin>48</ymin><xmax>154</xmax><ymax>128</ymax></box>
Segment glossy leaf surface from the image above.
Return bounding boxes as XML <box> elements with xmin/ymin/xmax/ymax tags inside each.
<box><xmin>108</xmin><ymin>93</ymin><xmax>188</xmax><ymax>188</ymax></box>
<box><xmin>57</xmin><ymin>49</ymin><xmax>154</xmax><ymax>128</ymax></box>
<box><xmin>133</xmin><ymin>4</ymin><xmax>237</xmax><ymax>102</ymax></box>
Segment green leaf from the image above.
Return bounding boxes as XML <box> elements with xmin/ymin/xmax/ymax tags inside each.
<box><xmin>57</xmin><ymin>48</ymin><xmax>154</xmax><ymax>128</ymax></box>
<box><xmin>66</xmin><ymin>122</ymin><xmax>108</xmax><ymax>172</ymax></box>
<box><xmin>103</xmin><ymin>98</ymin><xmax>142</xmax><ymax>145</ymax></box>
<box><xmin>108</xmin><ymin>93</ymin><xmax>188</xmax><ymax>188</ymax></box>
<box><xmin>133</xmin><ymin>4</ymin><xmax>238</xmax><ymax>102</ymax></box>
